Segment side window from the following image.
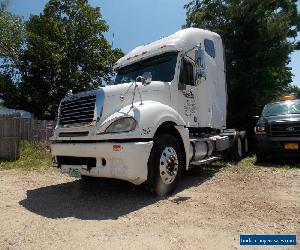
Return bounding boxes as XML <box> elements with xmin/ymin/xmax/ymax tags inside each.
<box><xmin>204</xmin><ymin>39</ymin><xmax>215</xmax><ymax>58</ymax></box>
<box><xmin>179</xmin><ymin>59</ymin><xmax>194</xmax><ymax>86</ymax></box>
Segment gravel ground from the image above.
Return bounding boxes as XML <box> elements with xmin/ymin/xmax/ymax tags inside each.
<box><xmin>0</xmin><ymin>162</ymin><xmax>299</xmax><ymax>250</ymax></box>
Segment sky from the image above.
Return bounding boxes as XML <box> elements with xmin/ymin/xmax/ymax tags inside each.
<box><xmin>7</xmin><ymin>0</ymin><xmax>300</xmax><ymax>86</ymax></box>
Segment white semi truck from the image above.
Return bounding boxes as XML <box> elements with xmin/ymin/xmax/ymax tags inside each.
<box><xmin>51</xmin><ymin>28</ymin><xmax>248</xmax><ymax>195</ymax></box>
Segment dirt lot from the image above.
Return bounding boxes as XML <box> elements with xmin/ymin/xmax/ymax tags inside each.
<box><xmin>0</xmin><ymin>160</ymin><xmax>299</xmax><ymax>250</ymax></box>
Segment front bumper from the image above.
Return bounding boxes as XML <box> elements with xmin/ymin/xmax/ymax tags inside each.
<box><xmin>51</xmin><ymin>141</ymin><xmax>154</xmax><ymax>185</ymax></box>
<box><xmin>255</xmin><ymin>135</ymin><xmax>300</xmax><ymax>156</ymax></box>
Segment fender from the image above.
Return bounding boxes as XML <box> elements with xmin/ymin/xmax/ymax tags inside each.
<box><xmin>99</xmin><ymin>101</ymin><xmax>190</xmax><ymax>169</ymax></box>
<box><xmin>100</xmin><ymin>100</ymin><xmax>186</xmax><ymax>138</ymax></box>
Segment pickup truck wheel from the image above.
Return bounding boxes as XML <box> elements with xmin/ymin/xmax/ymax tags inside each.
<box><xmin>147</xmin><ymin>134</ymin><xmax>183</xmax><ymax>196</ymax></box>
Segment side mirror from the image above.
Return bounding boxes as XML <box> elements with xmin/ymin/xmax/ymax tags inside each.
<box><xmin>136</xmin><ymin>72</ymin><xmax>152</xmax><ymax>86</ymax></box>
<box><xmin>197</xmin><ymin>48</ymin><xmax>205</xmax><ymax>69</ymax></box>
<box><xmin>195</xmin><ymin>47</ymin><xmax>206</xmax><ymax>83</ymax></box>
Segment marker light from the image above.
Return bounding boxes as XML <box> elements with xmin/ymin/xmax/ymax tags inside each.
<box><xmin>281</xmin><ymin>95</ymin><xmax>296</xmax><ymax>101</ymax></box>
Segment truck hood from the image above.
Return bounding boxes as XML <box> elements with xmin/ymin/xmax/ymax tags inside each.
<box><xmin>257</xmin><ymin>114</ymin><xmax>300</xmax><ymax>125</ymax></box>
<box><xmin>99</xmin><ymin>81</ymin><xmax>171</xmax><ymax>122</ymax></box>
<box><xmin>58</xmin><ymin>81</ymin><xmax>171</xmax><ymax>128</ymax></box>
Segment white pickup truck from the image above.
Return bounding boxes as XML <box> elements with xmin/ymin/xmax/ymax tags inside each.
<box><xmin>51</xmin><ymin>28</ymin><xmax>248</xmax><ymax>195</ymax></box>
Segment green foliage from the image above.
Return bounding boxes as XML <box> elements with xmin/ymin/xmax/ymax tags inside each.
<box><xmin>0</xmin><ymin>74</ymin><xmax>19</xmax><ymax>106</ymax></box>
<box><xmin>284</xmin><ymin>85</ymin><xmax>300</xmax><ymax>98</ymax></box>
<box><xmin>0</xmin><ymin>0</ymin><xmax>25</xmax><ymax>103</ymax></box>
<box><xmin>0</xmin><ymin>0</ymin><xmax>25</xmax><ymax>63</ymax></box>
<box><xmin>0</xmin><ymin>141</ymin><xmax>52</xmax><ymax>171</ymax></box>
<box><xmin>1</xmin><ymin>0</ymin><xmax>123</xmax><ymax>119</ymax></box>
<box><xmin>184</xmin><ymin>0</ymin><xmax>300</xmax><ymax>129</ymax></box>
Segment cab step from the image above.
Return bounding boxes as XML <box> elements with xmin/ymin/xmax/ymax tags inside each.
<box><xmin>190</xmin><ymin>156</ymin><xmax>219</xmax><ymax>166</ymax></box>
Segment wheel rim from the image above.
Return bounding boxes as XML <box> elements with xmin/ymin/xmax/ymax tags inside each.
<box><xmin>244</xmin><ymin>137</ymin><xmax>249</xmax><ymax>153</ymax></box>
<box><xmin>237</xmin><ymin>137</ymin><xmax>242</xmax><ymax>157</ymax></box>
<box><xmin>159</xmin><ymin>147</ymin><xmax>179</xmax><ymax>185</ymax></box>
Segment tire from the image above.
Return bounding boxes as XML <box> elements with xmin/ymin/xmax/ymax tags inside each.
<box><xmin>242</xmin><ymin>134</ymin><xmax>249</xmax><ymax>156</ymax></box>
<box><xmin>147</xmin><ymin>134</ymin><xmax>183</xmax><ymax>196</ymax></box>
<box><xmin>227</xmin><ymin>134</ymin><xmax>243</xmax><ymax>162</ymax></box>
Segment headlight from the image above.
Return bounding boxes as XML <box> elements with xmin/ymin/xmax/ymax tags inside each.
<box><xmin>105</xmin><ymin>117</ymin><xmax>137</xmax><ymax>133</ymax></box>
<box><xmin>255</xmin><ymin>125</ymin><xmax>266</xmax><ymax>135</ymax></box>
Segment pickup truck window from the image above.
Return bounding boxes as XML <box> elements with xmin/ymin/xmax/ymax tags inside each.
<box><xmin>262</xmin><ymin>100</ymin><xmax>300</xmax><ymax>117</ymax></box>
<box><xmin>114</xmin><ymin>52</ymin><xmax>178</xmax><ymax>84</ymax></box>
<box><xmin>179</xmin><ymin>59</ymin><xmax>194</xmax><ymax>86</ymax></box>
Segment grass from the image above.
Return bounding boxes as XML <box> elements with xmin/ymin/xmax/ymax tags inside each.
<box><xmin>198</xmin><ymin>154</ymin><xmax>300</xmax><ymax>175</ymax></box>
<box><xmin>0</xmin><ymin>141</ymin><xmax>52</xmax><ymax>171</ymax></box>
<box><xmin>223</xmin><ymin>156</ymin><xmax>256</xmax><ymax>173</ymax></box>
<box><xmin>224</xmin><ymin>154</ymin><xmax>300</xmax><ymax>172</ymax></box>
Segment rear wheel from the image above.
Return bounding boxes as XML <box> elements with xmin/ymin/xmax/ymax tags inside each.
<box><xmin>242</xmin><ymin>134</ymin><xmax>249</xmax><ymax>156</ymax></box>
<box><xmin>237</xmin><ymin>136</ymin><xmax>243</xmax><ymax>158</ymax></box>
<box><xmin>226</xmin><ymin>134</ymin><xmax>243</xmax><ymax>162</ymax></box>
<box><xmin>147</xmin><ymin>134</ymin><xmax>183</xmax><ymax>196</ymax></box>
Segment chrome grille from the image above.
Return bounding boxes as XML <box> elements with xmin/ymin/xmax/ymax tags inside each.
<box><xmin>59</xmin><ymin>95</ymin><xmax>96</xmax><ymax>126</ymax></box>
<box><xmin>268</xmin><ymin>122</ymin><xmax>300</xmax><ymax>137</ymax></box>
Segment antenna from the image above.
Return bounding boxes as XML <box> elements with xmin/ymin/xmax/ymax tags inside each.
<box><xmin>108</xmin><ymin>32</ymin><xmax>115</xmax><ymax>84</ymax></box>
<box><xmin>111</xmin><ymin>32</ymin><xmax>115</xmax><ymax>48</ymax></box>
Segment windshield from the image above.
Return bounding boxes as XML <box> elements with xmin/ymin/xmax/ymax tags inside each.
<box><xmin>262</xmin><ymin>100</ymin><xmax>300</xmax><ymax>117</ymax></box>
<box><xmin>114</xmin><ymin>52</ymin><xmax>178</xmax><ymax>84</ymax></box>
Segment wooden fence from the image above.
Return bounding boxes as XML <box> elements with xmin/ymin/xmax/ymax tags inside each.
<box><xmin>0</xmin><ymin>114</ymin><xmax>20</xmax><ymax>160</ymax></box>
<box><xmin>19</xmin><ymin>119</ymin><xmax>55</xmax><ymax>141</ymax></box>
<box><xmin>0</xmin><ymin>115</ymin><xmax>55</xmax><ymax>160</ymax></box>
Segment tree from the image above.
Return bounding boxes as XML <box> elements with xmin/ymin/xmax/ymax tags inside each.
<box><xmin>0</xmin><ymin>74</ymin><xmax>19</xmax><ymax>107</ymax></box>
<box><xmin>0</xmin><ymin>0</ymin><xmax>25</xmax><ymax>63</ymax></box>
<box><xmin>184</xmin><ymin>0</ymin><xmax>300</xmax><ymax>129</ymax></box>
<box><xmin>0</xmin><ymin>0</ymin><xmax>25</xmax><ymax>105</ymax></box>
<box><xmin>284</xmin><ymin>85</ymin><xmax>300</xmax><ymax>98</ymax></box>
<box><xmin>15</xmin><ymin>0</ymin><xmax>123</xmax><ymax>119</ymax></box>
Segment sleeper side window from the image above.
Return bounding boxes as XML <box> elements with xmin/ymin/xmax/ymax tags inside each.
<box><xmin>179</xmin><ymin>59</ymin><xmax>194</xmax><ymax>86</ymax></box>
<box><xmin>204</xmin><ymin>39</ymin><xmax>215</xmax><ymax>58</ymax></box>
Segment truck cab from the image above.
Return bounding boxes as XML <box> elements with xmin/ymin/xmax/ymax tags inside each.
<box><xmin>51</xmin><ymin>28</ymin><xmax>246</xmax><ymax>195</ymax></box>
<box><xmin>255</xmin><ymin>95</ymin><xmax>300</xmax><ymax>161</ymax></box>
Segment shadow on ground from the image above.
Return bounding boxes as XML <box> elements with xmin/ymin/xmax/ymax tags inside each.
<box><xmin>255</xmin><ymin>157</ymin><xmax>300</xmax><ymax>168</ymax></box>
<box><xmin>19</xmin><ymin>165</ymin><xmax>221</xmax><ymax>220</ymax></box>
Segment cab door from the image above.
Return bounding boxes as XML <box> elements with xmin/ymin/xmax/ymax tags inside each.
<box><xmin>177</xmin><ymin>57</ymin><xmax>199</xmax><ymax>127</ymax></box>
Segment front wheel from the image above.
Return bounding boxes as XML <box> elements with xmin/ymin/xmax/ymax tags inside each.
<box><xmin>147</xmin><ymin>134</ymin><xmax>183</xmax><ymax>196</ymax></box>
